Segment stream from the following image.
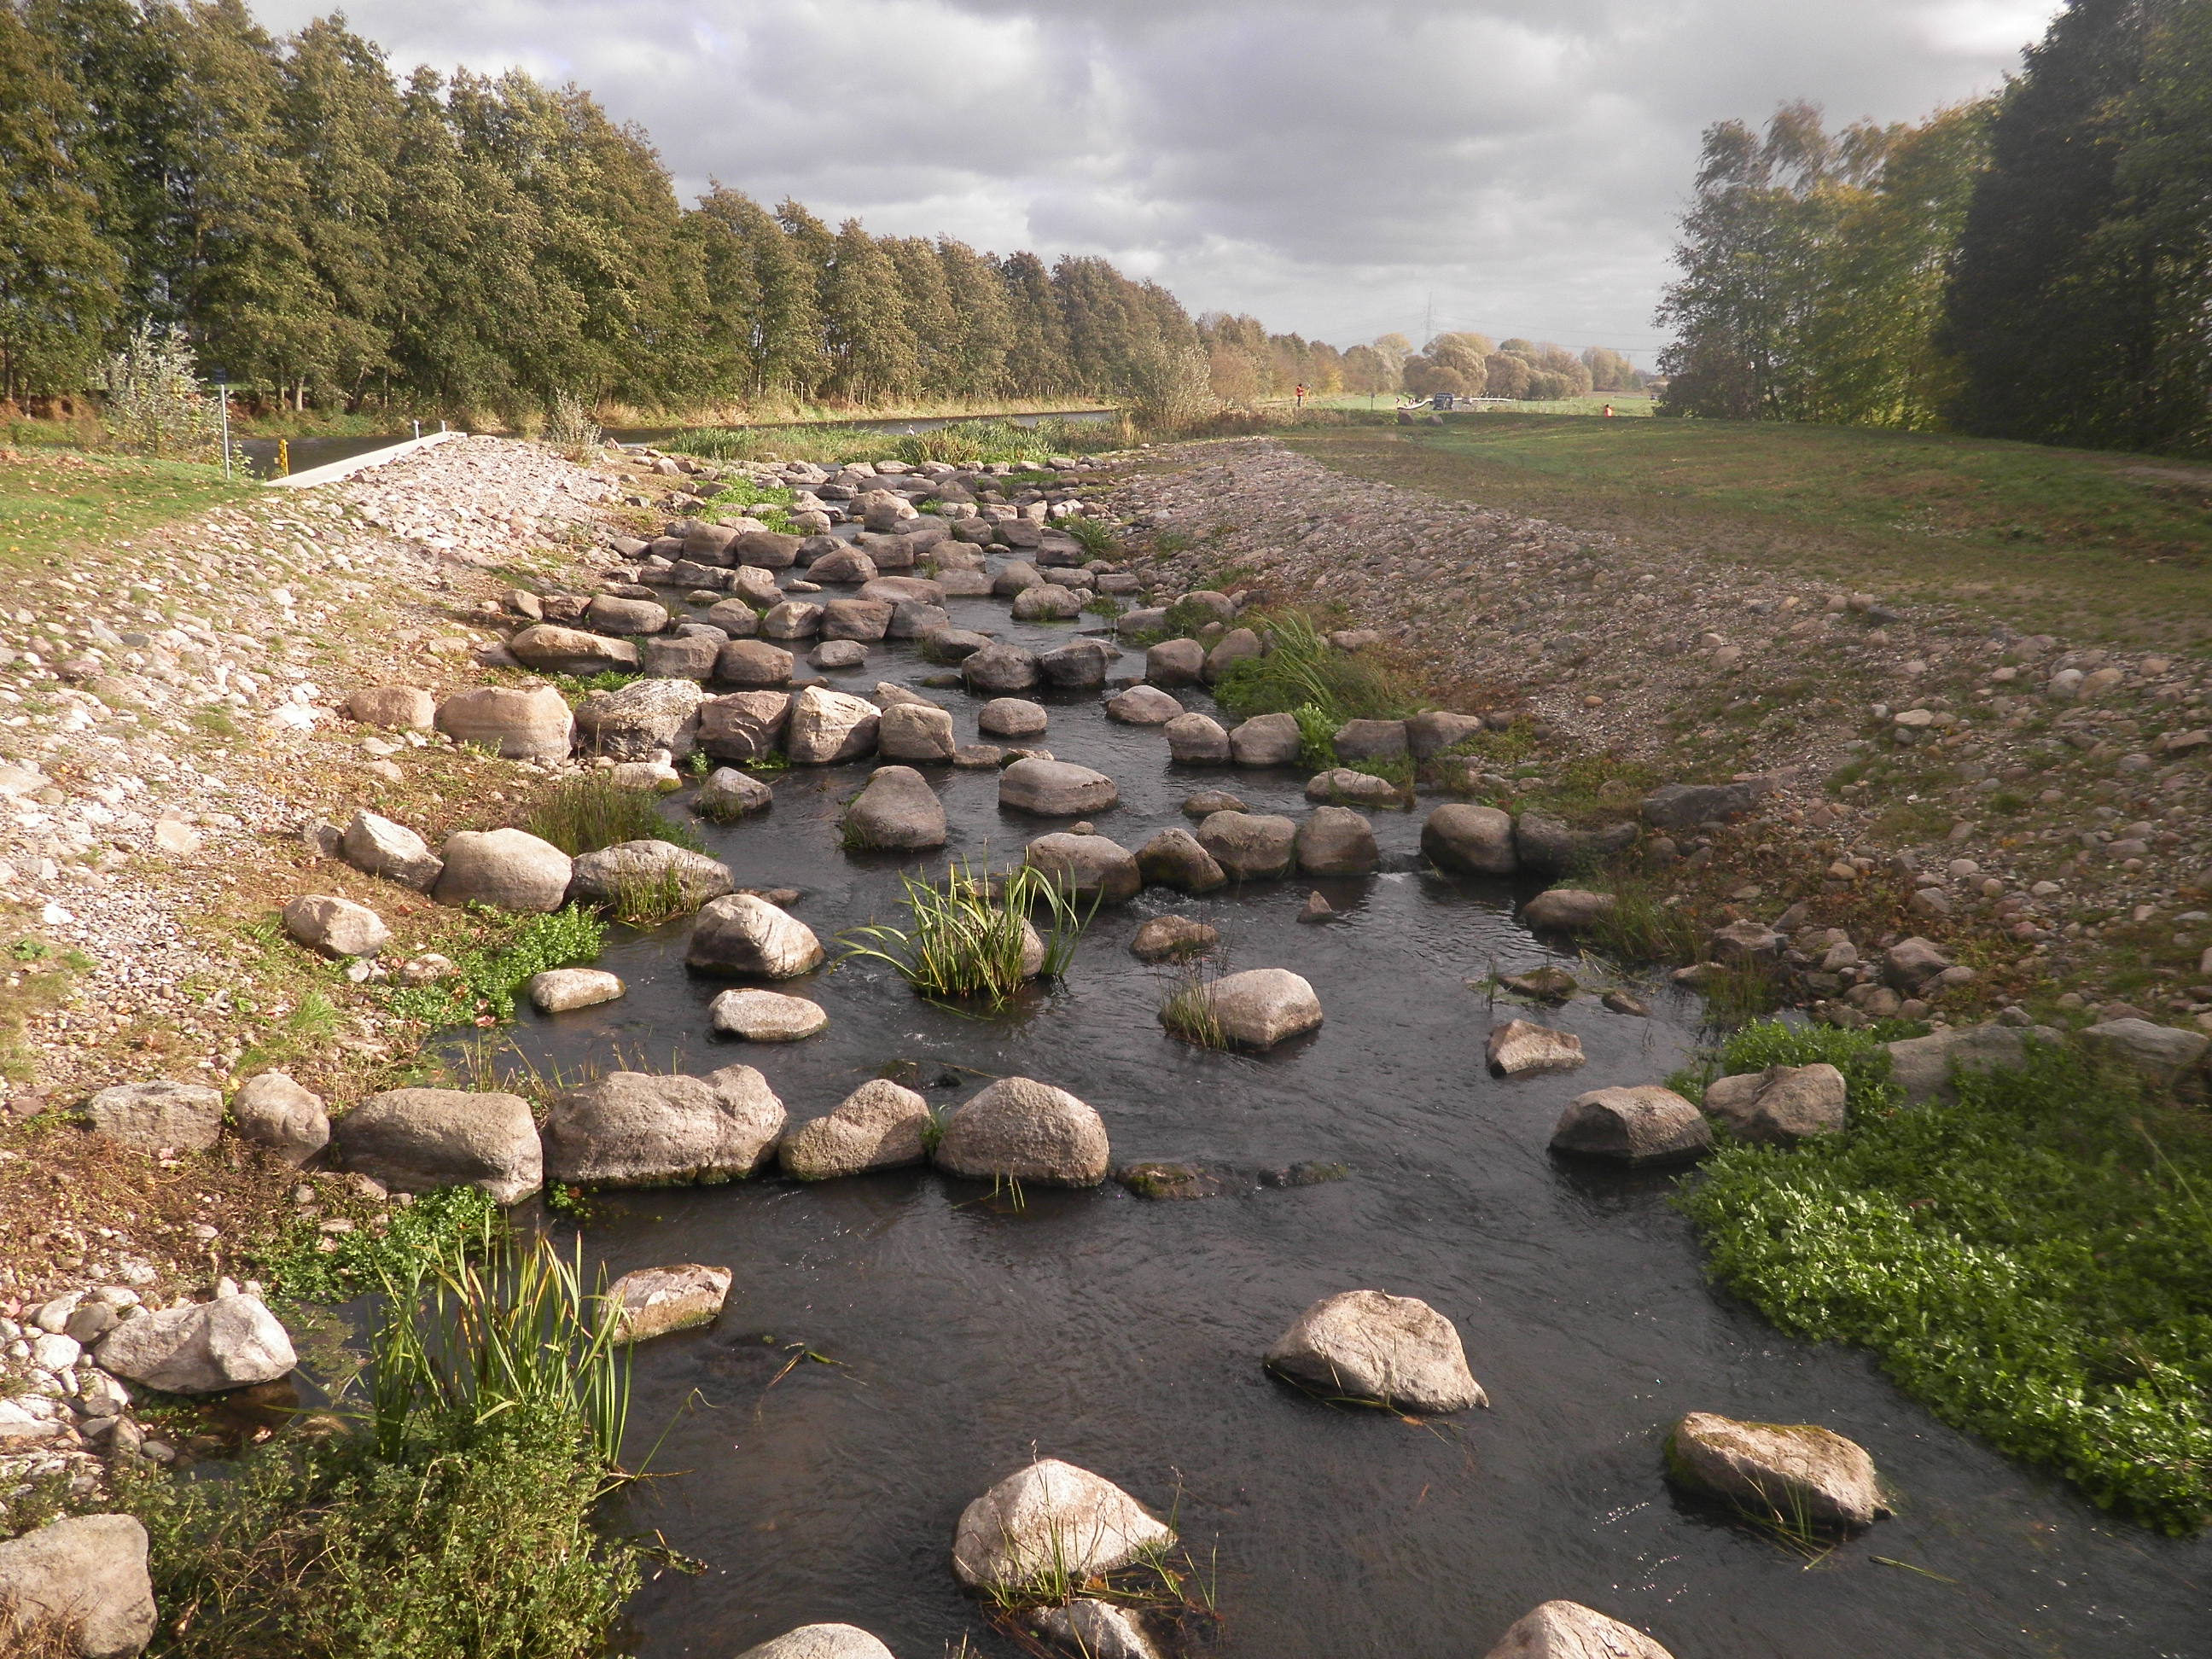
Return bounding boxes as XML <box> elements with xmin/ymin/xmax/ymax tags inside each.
<box><xmin>492</xmin><ymin>580</ymin><xmax>2207</xmax><ymax>1658</ymax></box>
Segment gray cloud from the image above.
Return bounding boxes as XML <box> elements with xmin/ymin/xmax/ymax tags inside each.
<box><xmin>252</xmin><ymin>0</ymin><xmax>2058</xmax><ymax>364</ymax></box>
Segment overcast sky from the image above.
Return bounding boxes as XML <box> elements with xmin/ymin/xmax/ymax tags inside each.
<box><xmin>256</xmin><ymin>0</ymin><xmax>2060</xmax><ymax>365</ymax></box>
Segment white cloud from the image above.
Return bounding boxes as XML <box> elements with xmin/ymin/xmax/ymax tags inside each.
<box><xmin>250</xmin><ymin>0</ymin><xmax>2058</xmax><ymax>366</ymax></box>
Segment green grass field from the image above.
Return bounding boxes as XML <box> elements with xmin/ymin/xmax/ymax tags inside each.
<box><xmin>0</xmin><ymin>449</ymin><xmax>254</xmax><ymax>574</ymax></box>
<box><xmin>1288</xmin><ymin>413</ymin><xmax>2212</xmax><ymax>649</ymax></box>
<box><xmin>1308</xmin><ymin>393</ymin><xmax>1655</xmax><ymax>417</ymax></box>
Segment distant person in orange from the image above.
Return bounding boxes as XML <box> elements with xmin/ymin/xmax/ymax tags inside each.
<box><xmin>1603</xmin><ymin>404</ymin><xmax>1615</xmax><ymax>417</ymax></box>
<box><xmin>1294</xmin><ymin>382</ymin><xmax>1307</xmax><ymax>408</ymax></box>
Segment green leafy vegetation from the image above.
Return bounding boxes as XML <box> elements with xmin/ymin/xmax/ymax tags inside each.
<box><xmin>838</xmin><ymin>861</ymin><xmax>1089</xmax><ymax>1008</ymax></box>
<box><xmin>600</xmin><ymin>866</ymin><xmax>692</xmax><ymax>928</ymax></box>
<box><xmin>1679</xmin><ymin>1037</ymin><xmax>2212</xmax><ymax>1532</ymax></box>
<box><xmin>0</xmin><ymin>449</ymin><xmax>251</xmax><ymax>575</ymax></box>
<box><xmin>1057</xmin><ymin>513</ymin><xmax>1121</xmax><ymax>558</ymax></box>
<box><xmin>249</xmin><ymin>1185</ymin><xmax>505</xmax><ymax>1305</ymax></box>
<box><xmin>1210</xmin><ymin>612</ymin><xmax>1420</xmax><ymax>765</ymax></box>
<box><xmin>383</xmin><ymin>907</ymin><xmax>607</xmax><ymax>1027</ymax></box>
<box><xmin>125</xmin><ymin>1229</ymin><xmax>639</xmax><ymax>1658</ymax></box>
<box><xmin>546</xmin><ymin>670</ymin><xmax>643</xmax><ymax>703</ymax></box>
<box><xmin>521</xmin><ymin>776</ymin><xmax>704</xmax><ymax>856</ymax></box>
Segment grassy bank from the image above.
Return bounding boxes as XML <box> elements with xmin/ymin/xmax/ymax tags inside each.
<box><xmin>1286</xmin><ymin>415</ymin><xmax>2212</xmax><ymax>649</ymax></box>
<box><xmin>0</xmin><ymin>449</ymin><xmax>253</xmax><ymax>575</ymax></box>
<box><xmin>1676</xmin><ymin>1023</ymin><xmax>2212</xmax><ymax>1533</ymax></box>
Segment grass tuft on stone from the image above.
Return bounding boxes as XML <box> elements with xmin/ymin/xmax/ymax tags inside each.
<box><xmin>838</xmin><ymin>860</ymin><xmax>1089</xmax><ymax>1009</ymax></box>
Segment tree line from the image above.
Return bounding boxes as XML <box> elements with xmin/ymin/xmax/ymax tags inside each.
<box><xmin>0</xmin><ymin>0</ymin><xmax>1329</xmax><ymax>422</ymax></box>
<box><xmin>1656</xmin><ymin>0</ymin><xmax>2212</xmax><ymax>457</ymax></box>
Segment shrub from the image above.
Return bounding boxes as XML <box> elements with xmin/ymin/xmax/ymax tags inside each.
<box><xmin>1679</xmin><ymin>1042</ymin><xmax>2212</xmax><ymax>1532</ymax></box>
<box><xmin>101</xmin><ymin>322</ymin><xmax>230</xmax><ymax>463</ymax></box>
<box><xmin>521</xmin><ymin>777</ymin><xmax>705</xmax><ymax>857</ymax></box>
<box><xmin>1210</xmin><ymin>611</ymin><xmax>1417</xmax><ymax>728</ymax></box>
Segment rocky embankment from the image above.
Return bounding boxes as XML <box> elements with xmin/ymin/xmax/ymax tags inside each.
<box><xmin>1112</xmin><ymin>439</ymin><xmax>2212</xmax><ymax>1031</ymax></box>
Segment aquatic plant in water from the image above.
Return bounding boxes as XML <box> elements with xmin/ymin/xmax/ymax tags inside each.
<box><xmin>838</xmin><ymin>860</ymin><xmax>1089</xmax><ymax>1008</ymax></box>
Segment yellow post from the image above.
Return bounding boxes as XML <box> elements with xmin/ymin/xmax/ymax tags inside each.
<box><xmin>276</xmin><ymin>438</ymin><xmax>290</xmax><ymax>477</ymax></box>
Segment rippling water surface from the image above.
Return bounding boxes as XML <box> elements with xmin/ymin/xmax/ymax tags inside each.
<box><xmin>500</xmin><ymin>591</ymin><xmax>2207</xmax><ymax>1659</ymax></box>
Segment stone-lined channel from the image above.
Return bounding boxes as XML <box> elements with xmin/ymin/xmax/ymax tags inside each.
<box><xmin>500</xmin><ymin>591</ymin><xmax>2205</xmax><ymax>1659</ymax></box>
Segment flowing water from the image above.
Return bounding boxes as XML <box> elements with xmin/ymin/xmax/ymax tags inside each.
<box><xmin>492</xmin><ymin>588</ymin><xmax>2207</xmax><ymax>1659</ymax></box>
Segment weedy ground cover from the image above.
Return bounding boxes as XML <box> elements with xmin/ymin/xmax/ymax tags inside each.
<box><xmin>1677</xmin><ymin>1027</ymin><xmax>2212</xmax><ymax>1532</ymax></box>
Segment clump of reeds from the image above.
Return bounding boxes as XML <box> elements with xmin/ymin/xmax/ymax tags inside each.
<box><xmin>521</xmin><ymin>775</ymin><xmax>705</xmax><ymax>857</ymax></box>
<box><xmin>837</xmin><ymin>860</ymin><xmax>1089</xmax><ymax>1008</ymax></box>
<box><xmin>1157</xmin><ymin>955</ymin><xmax>1229</xmax><ymax>1049</ymax></box>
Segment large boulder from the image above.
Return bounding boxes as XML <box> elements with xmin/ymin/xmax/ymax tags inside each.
<box><xmin>1481</xmin><ymin>1603</ymin><xmax>1674</xmax><ymax>1659</ymax></box>
<box><xmin>978</xmin><ymin>697</ymin><xmax>1050</xmax><ymax>737</ymax></box>
<box><xmin>334</xmin><ymin>1088</ymin><xmax>543</xmax><ymax>1202</ymax></box>
<box><xmin>435</xmin><ymin>684</ymin><xmax>575</xmax><ymax>760</ymax></box>
<box><xmin>1105</xmin><ymin>684</ymin><xmax>1183</xmax><ymax>725</ymax></box>
<box><xmin>779</xmin><ymin>1079</ymin><xmax>932</xmax><ymax>1180</ymax></box>
<box><xmin>574</xmin><ymin>678</ymin><xmax>707</xmax><ymax>762</ymax></box>
<box><xmin>843</xmin><ymin>766</ymin><xmax>947</xmax><ymax>850</ymax></box>
<box><xmin>1406</xmin><ymin>710</ymin><xmax>1485</xmax><ymax>760</ymax></box>
<box><xmin>761</xmin><ymin>600</ymin><xmax>824</xmax><ymax>641</ymax></box>
<box><xmin>1000</xmin><ymin>758</ymin><xmax>1117</xmax><ymax>816</ymax></box>
<box><xmin>859</xmin><ymin>575</ymin><xmax>946</xmax><ymax>607</ymax></box>
<box><xmin>1332</xmin><ymin>719</ymin><xmax>1407</xmax><ymax>762</ymax></box>
<box><xmin>696</xmin><ymin>767</ymin><xmax>773</xmax><ymax>819</ymax></box>
<box><xmin>340</xmin><ymin>809</ymin><xmax>442</xmax><ymax>893</ymax></box>
<box><xmin>1306</xmin><ymin>768</ymin><xmax>1404</xmax><ymax>808</ymax></box>
<box><xmin>1886</xmin><ymin>1022</ymin><xmax>2060</xmax><ymax>1103</ymax></box>
<box><xmin>1196</xmin><ymin>811</ymin><xmax>1295</xmax><ymax>880</ymax></box>
<box><xmin>715</xmin><ymin>640</ymin><xmax>795</xmax><ymax>689</ymax></box>
<box><xmin>963</xmin><ymin>642</ymin><xmax>1041</xmax><ymax>693</ymax></box>
<box><xmin>0</xmin><ymin>1514</ymin><xmax>156</xmax><ymax>1658</ymax></box>
<box><xmin>1164</xmin><ymin>712</ymin><xmax>1231</xmax><ymax>764</ymax></box>
<box><xmin>991</xmin><ymin>561</ymin><xmax>1043</xmax><ymax>596</ymax></box>
<box><xmin>1642</xmin><ymin>780</ymin><xmax>1765</xmax><ymax>831</ymax></box>
<box><xmin>345</xmin><ymin>685</ymin><xmax>435</xmax><ymax>731</ymax></box>
<box><xmin>728</xmin><ymin>566</ymin><xmax>783</xmax><ymax>608</ymax></box>
<box><xmin>785</xmin><ymin>685</ymin><xmax>880</xmax><ymax>764</ymax></box>
<box><xmin>1011</xmin><ymin>583</ymin><xmax>1086</xmax><ymax>621</ymax></box>
<box><xmin>876</xmin><ymin>701</ymin><xmax>956</xmax><ymax>762</ymax></box>
<box><xmin>281</xmin><ymin>894</ymin><xmax>389</xmax><ymax>958</ymax></box>
<box><xmin>543</xmin><ymin>1067</ymin><xmax>786</xmax><ymax>1186</ymax></box>
<box><xmin>1550</xmin><ymin>1086</ymin><xmax>1711</xmax><ymax>1165</ymax></box>
<box><xmin>1522</xmin><ymin>888</ymin><xmax>1617</xmax><ymax>933</ymax></box>
<box><xmin>1038</xmin><ymin>640</ymin><xmax>1113</xmax><ymax>690</ymax></box>
<box><xmin>1264</xmin><ymin>1289</ymin><xmax>1485</xmax><ymax>1413</ymax></box>
<box><xmin>1514</xmin><ymin>812</ymin><xmax>1638</xmax><ymax>876</ymax></box>
<box><xmin>85</xmin><ymin>1080</ymin><xmax>224</xmax><ymax>1154</ymax></box>
<box><xmin>585</xmin><ymin>594</ymin><xmax>669</xmax><ymax>636</ymax></box>
<box><xmin>1203</xmin><ymin>626</ymin><xmax>1261</xmax><ymax>684</ymax></box>
<box><xmin>1486</xmin><ymin>1020</ymin><xmax>1586</xmax><ymax>1076</ymax></box>
<box><xmin>1131</xmin><ymin>916</ymin><xmax>1219</xmax><ymax>962</ymax></box>
<box><xmin>433</xmin><ymin>828</ymin><xmax>573</xmax><ymax>913</ymax></box>
<box><xmin>735</xmin><ymin>1626</ymin><xmax>896</xmax><ymax>1659</ymax></box>
<box><xmin>1666</xmin><ymin>1411</ymin><xmax>1890</xmax><ymax>1532</ymax></box>
<box><xmin>687</xmin><ymin>894</ymin><xmax>824</xmax><ymax>978</ymax></box>
<box><xmin>733</xmin><ymin>529</ymin><xmax>803</xmax><ymax>568</ymax></box>
<box><xmin>1024</xmin><ymin>832</ymin><xmax>1140</xmax><ymax>903</ymax></box>
<box><xmin>934</xmin><ymin>1076</ymin><xmax>1109</xmax><ymax>1186</ymax></box>
<box><xmin>952</xmin><ymin>1459</ymin><xmax>1172</xmax><ymax>1595</ymax></box>
<box><xmin>96</xmin><ymin>1291</ymin><xmax>296</xmax><ymax>1394</ymax></box>
<box><xmin>568</xmin><ymin>840</ymin><xmax>735</xmax><ymax>911</ymax></box>
<box><xmin>230</xmin><ymin>1072</ymin><xmax>329</xmax><ymax>1165</ymax></box>
<box><xmin>507</xmin><ymin>624</ymin><xmax>641</xmax><ymax>674</ymax></box>
<box><xmin>1423</xmin><ymin>804</ymin><xmax>1516</xmax><ymax>875</ymax></box>
<box><xmin>704</xmin><ymin>599</ymin><xmax>762</xmax><ymax>636</ymax></box>
<box><xmin>644</xmin><ymin>633</ymin><xmax>724</xmax><ymax>682</ymax></box>
<box><xmin>1196</xmin><ymin>968</ymin><xmax>1321</xmax><ymax>1049</ymax></box>
<box><xmin>1229</xmin><ymin>712</ymin><xmax>1302</xmax><ymax>767</ymax></box>
<box><xmin>1144</xmin><ymin>638</ymin><xmax>1205</xmax><ymax>686</ymax></box>
<box><xmin>807</xmin><ymin>545</ymin><xmax>876</xmax><ymax>585</ymax></box>
<box><xmin>602</xmin><ymin>1263</ymin><xmax>731</xmax><ymax>1345</ymax></box>
<box><xmin>2078</xmin><ymin>1017</ymin><xmax>2210</xmax><ymax>1088</ymax></box>
<box><xmin>698</xmin><ymin>690</ymin><xmax>792</xmax><ymax>761</ymax></box>
<box><xmin>1135</xmin><ymin>827</ymin><xmax>1226</xmax><ymax>893</ymax></box>
<box><xmin>530</xmin><ymin>968</ymin><xmax>625</xmax><ymax>1012</ymax></box>
<box><xmin>1701</xmin><ymin>1063</ymin><xmax>1847</xmax><ymax>1144</ymax></box>
<box><xmin>822</xmin><ymin>598</ymin><xmax>894</xmax><ymax>642</ymax></box>
<box><xmin>1295</xmin><ymin>806</ymin><xmax>1378</xmax><ymax>875</ymax></box>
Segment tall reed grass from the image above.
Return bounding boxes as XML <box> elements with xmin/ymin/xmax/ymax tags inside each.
<box><xmin>521</xmin><ymin>776</ymin><xmax>705</xmax><ymax>857</ymax></box>
<box><xmin>839</xmin><ymin>860</ymin><xmax>1090</xmax><ymax>1007</ymax></box>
